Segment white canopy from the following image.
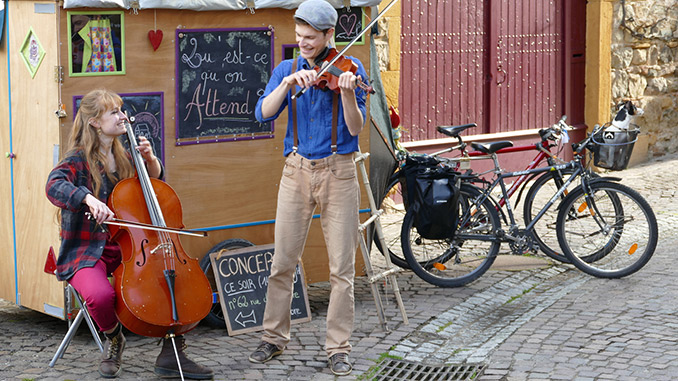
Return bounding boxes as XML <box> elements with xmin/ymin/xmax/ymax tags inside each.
<box><xmin>63</xmin><ymin>0</ymin><xmax>383</xmax><ymax>11</ymax></box>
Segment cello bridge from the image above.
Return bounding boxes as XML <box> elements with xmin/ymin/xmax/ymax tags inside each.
<box><xmin>151</xmin><ymin>243</ymin><xmax>173</xmax><ymax>255</ymax></box>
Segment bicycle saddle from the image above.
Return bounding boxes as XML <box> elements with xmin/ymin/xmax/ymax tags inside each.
<box><xmin>471</xmin><ymin>141</ymin><xmax>514</xmax><ymax>154</ymax></box>
<box><xmin>436</xmin><ymin>123</ymin><xmax>477</xmax><ymax>138</ymax></box>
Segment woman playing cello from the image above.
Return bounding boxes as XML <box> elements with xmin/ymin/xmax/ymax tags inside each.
<box><xmin>45</xmin><ymin>89</ymin><xmax>213</xmax><ymax>379</ymax></box>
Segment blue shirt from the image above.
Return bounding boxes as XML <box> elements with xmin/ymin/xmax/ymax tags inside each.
<box><xmin>255</xmin><ymin>56</ymin><xmax>368</xmax><ymax>159</ymax></box>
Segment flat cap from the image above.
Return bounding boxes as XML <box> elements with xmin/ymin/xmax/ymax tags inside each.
<box><xmin>294</xmin><ymin>0</ymin><xmax>338</xmax><ymax>31</ymax></box>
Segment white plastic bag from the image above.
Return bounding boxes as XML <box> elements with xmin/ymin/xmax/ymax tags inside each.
<box><xmin>63</xmin><ymin>0</ymin><xmax>127</xmax><ymax>9</ymax></box>
<box><xmin>254</xmin><ymin>0</ymin><xmax>381</xmax><ymax>10</ymax></box>
<box><xmin>138</xmin><ymin>0</ymin><xmax>244</xmax><ymax>10</ymax></box>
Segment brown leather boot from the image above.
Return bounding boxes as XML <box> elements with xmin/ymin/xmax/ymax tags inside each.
<box><xmin>99</xmin><ymin>325</ymin><xmax>126</xmax><ymax>378</ymax></box>
<box><xmin>154</xmin><ymin>335</ymin><xmax>213</xmax><ymax>380</ymax></box>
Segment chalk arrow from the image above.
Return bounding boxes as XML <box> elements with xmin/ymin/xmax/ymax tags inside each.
<box><xmin>235</xmin><ymin>310</ymin><xmax>257</xmax><ymax>327</ymax></box>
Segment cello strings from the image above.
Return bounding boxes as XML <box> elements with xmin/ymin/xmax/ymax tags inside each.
<box><xmin>125</xmin><ymin>118</ymin><xmax>176</xmax><ymax>272</ymax></box>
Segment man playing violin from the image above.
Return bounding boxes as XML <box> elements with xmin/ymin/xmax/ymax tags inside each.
<box><xmin>248</xmin><ymin>0</ymin><xmax>368</xmax><ymax>376</ymax></box>
<box><xmin>46</xmin><ymin>89</ymin><xmax>213</xmax><ymax>379</ymax></box>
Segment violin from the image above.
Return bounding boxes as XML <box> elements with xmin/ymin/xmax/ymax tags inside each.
<box><xmin>291</xmin><ymin>0</ymin><xmax>400</xmax><ymax>100</ymax></box>
<box><xmin>314</xmin><ymin>48</ymin><xmax>375</xmax><ymax>95</ymax></box>
<box><xmin>107</xmin><ymin>119</ymin><xmax>212</xmax><ymax>338</ymax></box>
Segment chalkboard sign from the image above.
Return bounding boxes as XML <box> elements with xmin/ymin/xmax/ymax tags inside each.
<box><xmin>175</xmin><ymin>28</ymin><xmax>274</xmax><ymax>145</ymax></box>
<box><xmin>73</xmin><ymin>92</ymin><xmax>165</xmax><ymax>165</ymax></box>
<box><xmin>335</xmin><ymin>7</ymin><xmax>365</xmax><ymax>45</ymax></box>
<box><xmin>209</xmin><ymin>244</ymin><xmax>311</xmax><ymax>336</ymax></box>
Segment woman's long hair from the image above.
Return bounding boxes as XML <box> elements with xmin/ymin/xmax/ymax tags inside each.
<box><xmin>68</xmin><ymin>89</ymin><xmax>135</xmax><ymax>197</ymax></box>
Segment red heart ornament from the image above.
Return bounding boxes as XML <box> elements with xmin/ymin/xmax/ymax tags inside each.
<box><xmin>148</xmin><ymin>29</ymin><xmax>163</xmax><ymax>51</ymax></box>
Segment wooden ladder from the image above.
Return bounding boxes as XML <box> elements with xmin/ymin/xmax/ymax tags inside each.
<box><xmin>354</xmin><ymin>149</ymin><xmax>408</xmax><ymax>331</ymax></box>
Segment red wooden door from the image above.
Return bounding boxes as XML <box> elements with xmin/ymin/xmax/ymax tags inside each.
<box><xmin>399</xmin><ymin>0</ymin><xmax>585</xmax><ymax>142</ymax></box>
<box><xmin>400</xmin><ymin>0</ymin><xmax>488</xmax><ymax>141</ymax></box>
<box><xmin>487</xmin><ymin>0</ymin><xmax>563</xmax><ymax>134</ymax></box>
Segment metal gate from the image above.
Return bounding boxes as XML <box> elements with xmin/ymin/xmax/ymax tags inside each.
<box><xmin>399</xmin><ymin>0</ymin><xmax>585</xmax><ymax>142</ymax></box>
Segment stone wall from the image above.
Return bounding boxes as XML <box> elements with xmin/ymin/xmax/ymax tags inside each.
<box><xmin>611</xmin><ymin>0</ymin><xmax>678</xmax><ymax>157</ymax></box>
<box><xmin>373</xmin><ymin>0</ymin><xmax>401</xmax><ymax>110</ymax></box>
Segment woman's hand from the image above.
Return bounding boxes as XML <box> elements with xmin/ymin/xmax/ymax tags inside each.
<box><xmin>137</xmin><ymin>136</ymin><xmax>157</xmax><ymax>163</ymax></box>
<box><xmin>137</xmin><ymin>136</ymin><xmax>162</xmax><ymax>179</ymax></box>
<box><xmin>84</xmin><ymin>194</ymin><xmax>115</xmax><ymax>224</ymax></box>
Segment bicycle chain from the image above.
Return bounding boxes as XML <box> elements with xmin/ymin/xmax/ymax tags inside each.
<box><xmin>507</xmin><ymin>228</ymin><xmax>538</xmax><ymax>255</ymax></box>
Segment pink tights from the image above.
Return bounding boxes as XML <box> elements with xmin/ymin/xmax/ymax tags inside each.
<box><xmin>68</xmin><ymin>246</ymin><xmax>121</xmax><ymax>332</ymax></box>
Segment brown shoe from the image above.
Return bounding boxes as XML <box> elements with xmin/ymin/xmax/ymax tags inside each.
<box><xmin>329</xmin><ymin>353</ymin><xmax>352</xmax><ymax>376</ymax></box>
<box><xmin>99</xmin><ymin>328</ymin><xmax>126</xmax><ymax>378</ymax></box>
<box><xmin>248</xmin><ymin>341</ymin><xmax>283</xmax><ymax>363</ymax></box>
<box><xmin>154</xmin><ymin>335</ymin><xmax>213</xmax><ymax>380</ymax></box>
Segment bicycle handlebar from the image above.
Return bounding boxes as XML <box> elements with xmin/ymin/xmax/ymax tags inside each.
<box><xmin>572</xmin><ymin>123</ymin><xmax>607</xmax><ymax>155</ymax></box>
<box><xmin>538</xmin><ymin>115</ymin><xmax>571</xmax><ymax>143</ymax></box>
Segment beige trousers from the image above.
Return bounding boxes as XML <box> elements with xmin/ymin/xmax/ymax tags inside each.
<box><xmin>261</xmin><ymin>152</ymin><xmax>359</xmax><ymax>358</ymax></box>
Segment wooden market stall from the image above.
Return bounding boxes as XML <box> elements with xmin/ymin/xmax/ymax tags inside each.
<box><xmin>0</xmin><ymin>0</ymin><xmax>383</xmax><ymax>322</ymax></box>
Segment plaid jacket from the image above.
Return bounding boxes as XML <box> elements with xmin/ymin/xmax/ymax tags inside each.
<box><xmin>46</xmin><ymin>150</ymin><xmax>117</xmax><ymax>281</ymax></box>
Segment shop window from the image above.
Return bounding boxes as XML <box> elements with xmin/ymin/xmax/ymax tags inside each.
<box><xmin>68</xmin><ymin>11</ymin><xmax>125</xmax><ymax>76</ymax></box>
<box><xmin>283</xmin><ymin>44</ymin><xmax>300</xmax><ymax>60</ymax></box>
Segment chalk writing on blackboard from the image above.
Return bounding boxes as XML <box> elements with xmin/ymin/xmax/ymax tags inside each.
<box><xmin>335</xmin><ymin>7</ymin><xmax>365</xmax><ymax>45</ymax></box>
<box><xmin>73</xmin><ymin>92</ymin><xmax>165</xmax><ymax>165</ymax></box>
<box><xmin>209</xmin><ymin>244</ymin><xmax>311</xmax><ymax>336</ymax></box>
<box><xmin>175</xmin><ymin>28</ymin><xmax>274</xmax><ymax>145</ymax></box>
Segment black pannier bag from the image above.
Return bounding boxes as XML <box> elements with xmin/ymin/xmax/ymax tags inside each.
<box><xmin>400</xmin><ymin>155</ymin><xmax>460</xmax><ymax>239</ymax></box>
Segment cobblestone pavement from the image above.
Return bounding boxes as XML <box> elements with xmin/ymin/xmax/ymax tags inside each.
<box><xmin>1</xmin><ymin>154</ymin><xmax>676</xmax><ymax>380</ymax></box>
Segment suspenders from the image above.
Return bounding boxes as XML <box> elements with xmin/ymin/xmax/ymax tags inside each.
<box><xmin>290</xmin><ymin>57</ymin><xmax>339</xmax><ymax>155</ymax></box>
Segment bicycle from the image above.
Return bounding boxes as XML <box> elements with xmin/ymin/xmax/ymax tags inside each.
<box><xmin>376</xmin><ymin>118</ymin><xmax>582</xmax><ymax>269</ymax></box>
<box><xmin>400</xmin><ymin>119</ymin><xmax>658</xmax><ymax>287</ymax></box>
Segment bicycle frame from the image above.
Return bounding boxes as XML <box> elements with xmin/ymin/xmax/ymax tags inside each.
<box><xmin>467</xmin><ymin>141</ymin><xmax>566</xmax><ymax>208</ymax></box>
<box><xmin>458</xmin><ymin>159</ymin><xmax>584</xmax><ymax>243</ymax></box>
<box><xmin>388</xmin><ymin>134</ymin><xmax>568</xmax><ymax>214</ymax></box>
<box><xmin>418</xmin><ymin>140</ymin><xmax>569</xmax><ymax>225</ymax></box>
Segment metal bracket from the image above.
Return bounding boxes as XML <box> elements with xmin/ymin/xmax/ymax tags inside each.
<box><xmin>53</xmin><ymin>66</ymin><xmax>63</xmax><ymax>84</ymax></box>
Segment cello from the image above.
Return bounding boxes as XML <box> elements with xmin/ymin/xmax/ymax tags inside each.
<box><xmin>107</xmin><ymin>118</ymin><xmax>212</xmax><ymax>338</ymax></box>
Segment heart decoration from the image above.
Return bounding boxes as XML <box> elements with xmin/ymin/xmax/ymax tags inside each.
<box><xmin>148</xmin><ymin>29</ymin><xmax>163</xmax><ymax>51</ymax></box>
<box><xmin>338</xmin><ymin>13</ymin><xmax>357</xmax><ymax>37</ymax></box>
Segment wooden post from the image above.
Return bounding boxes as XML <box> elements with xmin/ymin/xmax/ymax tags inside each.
<box><xmin>585</xmin><ymin>0</ymin><xmax>615</xmax><ymax>130</ymax></box>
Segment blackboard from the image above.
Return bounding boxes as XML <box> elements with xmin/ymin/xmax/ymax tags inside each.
<box><xmin>175</xmin><ymin>28</ymin><xmax>274</xmax><ymax>145</ymax></box>
<box><xmin>209</xmin><ymin>244</ymin><xmax>311</xmax><ymax>336</ymax></box>
<box><xmin>335</xmin><ymin>7</ymin><xmax>365</xmax><ymax>45</ymax></box>
<box><xmin>73</xmin><ymin>92</ymin><xmax>165</xmax><ymax>165</ymax></box>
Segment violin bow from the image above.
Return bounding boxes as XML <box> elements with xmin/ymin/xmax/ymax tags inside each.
<box><xmin>292</xmin><ymin>0</ymin><xmax>400</xmax><ymax>99</ymax></box>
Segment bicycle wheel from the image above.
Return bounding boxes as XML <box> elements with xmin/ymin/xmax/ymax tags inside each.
<box><xmin>556</xmin><ymin>181</ymin><xmax>658</xmax><ymax>278</ymax></box>
<box><xmin>523</xmin><ymin>169</ymin><xmax>580</xmax><ymax>263</ymax></box>
<box><xmin>402</xmin><ymin>183</ymin><xmax>501</xmax><ymax>287</ymax></box>
<box><xmin>373</xmin><ymin>175</ymin><xmax>410</xmax><ymax>269</ymax></box>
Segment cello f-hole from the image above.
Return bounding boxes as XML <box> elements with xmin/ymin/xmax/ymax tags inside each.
<box><xmin>172</xmin><ymin>244</ymin><xmax>188</xmax><ymax>265</ymax></box>
<box><xmin>137</xmin><ymin>239</ymin><xmax>150</xmax><ymax>267</ymax></box>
